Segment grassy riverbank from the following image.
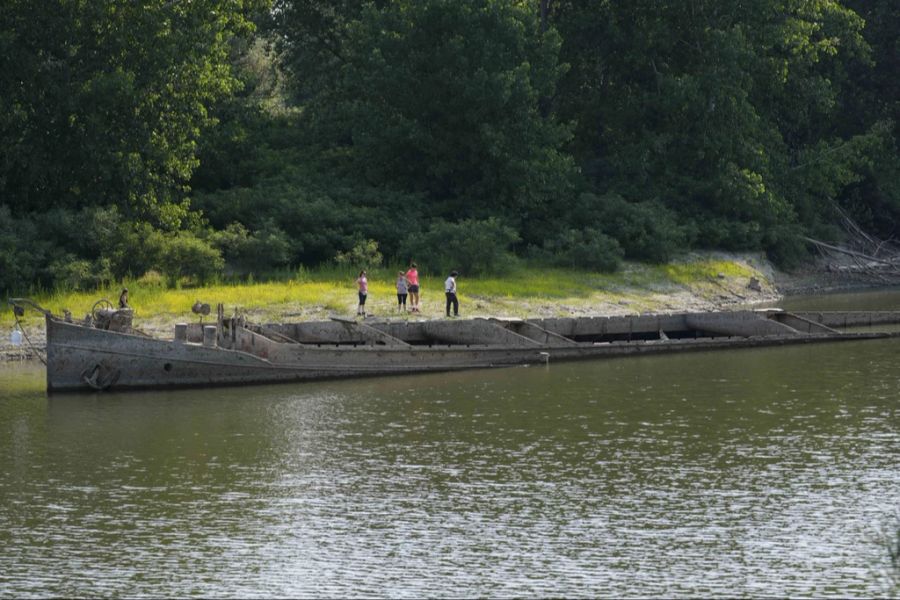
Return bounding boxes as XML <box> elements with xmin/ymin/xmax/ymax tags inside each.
<box><xmin>3</xmin><ymin>253</ymin><xmax>778</xmax><ymax>340</ymax></box>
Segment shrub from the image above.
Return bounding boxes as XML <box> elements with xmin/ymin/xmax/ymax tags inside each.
<box><xmin>156</xmin><ymin>232</ymin><xmax>225</xmax><ymax>286</ymax></box>
<box><xmin>0</xmin><ymin>206</ymin><xmax>48</xmax><ymax>293</ymax></box>
<box><xmin>247</xmin><ymin>222</ymin><xmax>292</xmax><ymax>269</ymax></box>
<box><xmin>136</xmin><ymin>270</ymin><xmax>166</xmax><ymax>287</ymax></box>
<box><xmin>212</xmin><ymin>220</ymin><xmax>292</xmax><ymax>274</ymax></box>
<box><xmin>193</xmin><ymin>170</ymin><xmax>425</xmax><ymax>267</ymax></box>
<box><xmin>764</xmin><ymin>225</ymin><xmax>811</xmax><ymax>271</ymax></box>
<box><xmin>47</xmin><ymin>257</ymin><xmax>113</xmax><ymax>291</ymax></box>
<box><xmin>695</xmin><ymin>217</ymin><xmax>763</xmax><ymax>251</ymax></box>
<box><xmin>399</xmin><ymin>218</ymin><xmax>520</xmax><ymax>276</ymax></box>
<box><xmin>71</xmin><ymin>212</ymin><xmax>166</xmax><ymax>281</ymax></box>
<box><xmin>335</xmin><ymin>239</ymin><xmax>383</xmax><ymax>270</ymax></box>
<box><xmin>588</xmin><ymin>194</ymin><xmax>689</xmax><ymax>262</ymax></box>
<box><xmin>539</xmin><ymin>228</ymin><xmax>623</xmax><ymax>272</ymax></box>
<box><xmin>210</xmin><ymin>222</ymin><xmax>251</xmax><ymax>259</ymax></box>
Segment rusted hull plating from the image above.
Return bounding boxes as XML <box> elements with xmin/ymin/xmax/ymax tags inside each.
<box><xmin>44</xmin><ymin>309</ymin><xmax>899</xmax><ymax>393</ymax></box>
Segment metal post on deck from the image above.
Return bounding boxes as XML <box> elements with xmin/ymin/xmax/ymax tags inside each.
<box><xmin>203</xmin><ymin>325</ymin><xmax>217</xmax><ymax>347</ymax></box>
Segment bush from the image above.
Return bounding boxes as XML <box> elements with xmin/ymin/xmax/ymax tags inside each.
<box><xmin>193</xmin><ymin>169</ymin><xmax>424</xmax><ymax>267</ymax></box>
<box><xmin>136</xmin><ymin>270</ymin><xmax>166</xmax><ymax>287</ymax></box>
<box><xmin>73</xmin><ymin>208</ymin><xmax>163</xmax><ymax>280</ymax></box>
<box><xmin>0</xmin><ymin>206</ymin><xmax>48</xmax><ymax>293</ymax></box>
<box><xmin>211</xmin><ymin>220</ymin><xmax>292</xmax><ymax>274</ymax></box>
<box><xmin>694</xmin><ymin>217</ymin><xmax>763</xmax><ymax>250</ymax></box>
<box><xmin>538</xmin><ymin>228</ymin><xmax>623</xmax><ymax>272</ymax></box>
<box><xmin>156</xmin><ymin>232</ymin><xmax>225</xmax><ymax>286</ymax></box>
<box><xmin>46</xmin><ymin>257</ymin><xmax>113</xmax><ymax>291</ymax></box>
<box><xmin>399</xmin><ymin>218</ymin><xmax>520</xmax><ymax>276</ymax></box>
<box><xmin>210</xmin><ymin>222</ymin><xmax>250</xmax><ymax>260</ymax></box>
<box><xmin>585</xmin><ymin>194</ymin><xmax>689</xmax><ymax>262</ymax></box>
<box><xmin>764</xmin><ymin>225</ymin><xmax>811</xmax><ymax>271</ymax></box>
<box><xmin>248</xmin><ymin>222</ymin><xmax>292</xmax><ymax>269</ymax></box>
<box><xmin>335</xmin><ymin>239</ymin><xmax>383</xmax><ymax>269</ymax></box>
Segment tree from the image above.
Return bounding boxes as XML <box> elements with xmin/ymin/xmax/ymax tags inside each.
<box><xmin>276</xmin><ymin>0</ymin><xmax>580</xmax><ymax>244</ymax></box>
<box><xmin>833</xmin><ymin>0</ymin><xmax>900</xmax><ymax>239</ymax></box>
<box><xmin>272</xmin><ymin>0</ymin><xmax>383</xmax><ymax>102</ymax></box>
<box><xmin>549</xmin><ymin>0</ymin><xmax>878</xmax><ymax>263</ymax></box>
<box><xmin>0</xmin><ymin>0</ymin><xmax>262</xmax><ymax>228</ymax></box>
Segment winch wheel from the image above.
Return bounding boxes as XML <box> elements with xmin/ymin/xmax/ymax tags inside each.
<box><xmin>91</xmin><ymin>299</ymin><xmax>114</xmax><ymax>322</ymax></box>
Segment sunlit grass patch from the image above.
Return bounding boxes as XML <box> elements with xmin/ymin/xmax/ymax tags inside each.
<box><xmin>662</xmin><ymin>259</ymin><xmax>755</xmax><ymax>285</ymax></box>
<box><xmin>464</xmin><ymin>268</ymin><xmax>592</xmax><ymax>298</ymax></box>
<box><xmin>2</xmin><ymin>256</ymin><xmax>769</xmax><ymax>328</ymax></box>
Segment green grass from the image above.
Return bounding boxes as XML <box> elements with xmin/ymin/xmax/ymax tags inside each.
<box><xmin>3</xmin><ymin>257</ymin><xmax>769</xmax><ymax>328</ymax></box>
<box><xmin>662</xmin><ymin>259</ymin><xmax>756</xmax><ymax>285</ymax></box>
<box><xmin>463</xmin><ymin>268</ymin><xmax>601</xmax><ymax>298</ymax></box>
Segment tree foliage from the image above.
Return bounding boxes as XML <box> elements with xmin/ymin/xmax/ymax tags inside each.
<box><xmin>550</xmin><ymin>0</ymin><xmax>881</xmax><ymax>262</ymax></box>
<box><xmin>0</xmin><ymin>0</ymin><xmax>260</xmax><ymax>227</ymax></box>
<box><xmin>1</xmin><ymin>0</ymin><xmax>898</xmax><ymax>293</ymax></box>
<box><xmin>399</xmin><ymin>218</ymin><xmax>520</xmax><ymax>276</ymax></box>
<box><xmin>278</xmin><ymin>0</ymin><xmax>578</xmax><ymax>238</ymax></box>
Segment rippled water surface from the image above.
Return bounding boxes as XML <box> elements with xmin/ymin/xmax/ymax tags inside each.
<box><xmin>1</xmin><ymin>292</ymin><xmax>899</xmax><ymax>598</ymax></box>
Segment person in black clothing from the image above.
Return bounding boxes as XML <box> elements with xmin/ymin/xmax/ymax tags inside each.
<box><xmin>118</xmin><ymin>288</ymin><xmax>129</xmax><ymax>309</ymax></box>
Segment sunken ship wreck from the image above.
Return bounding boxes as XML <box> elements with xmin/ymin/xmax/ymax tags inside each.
<box><xmin>10</xmin><ymin>298</ymin><xmax>900</xmax><ymax>393</ymax></box>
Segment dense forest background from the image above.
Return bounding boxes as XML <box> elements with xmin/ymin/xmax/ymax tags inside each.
<box><xmin>1</xmin><ymin>0</ymin><xmax>898</xmax><ymax>292</ymax></box>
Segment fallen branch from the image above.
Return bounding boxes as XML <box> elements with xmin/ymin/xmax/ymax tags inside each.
<box><xmin>802</xmin><ymin>237</ymin><xmax>899</xmax><ymax>267</ymax></box>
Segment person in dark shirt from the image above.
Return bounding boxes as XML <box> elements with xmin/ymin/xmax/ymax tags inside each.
<box><xmin>118</xmin><ymin>288</ymin><xmax>129</xmax><ymax>309</ymax></box>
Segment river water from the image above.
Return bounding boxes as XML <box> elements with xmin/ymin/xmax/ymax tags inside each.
<box><xmin>1</xmin><ymin>291</ymin><xmax>898</xmax><ymax>598</ymax></box>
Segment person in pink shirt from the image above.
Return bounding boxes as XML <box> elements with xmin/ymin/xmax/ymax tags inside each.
<box><xmin>405</xmin><ymin>262</ymin><xmax>420</xmax><ymax>313</ymax></box>
<box><xmin>356</xmin><ymin>270</ymin><xmax>368</xmax><ymax>317</ymax></box>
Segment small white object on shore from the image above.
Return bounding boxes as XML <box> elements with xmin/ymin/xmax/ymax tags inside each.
<box><xmin>11</xmin><ymin>326</ymin><xmax>23</xmax><ymax>347</ymax></box>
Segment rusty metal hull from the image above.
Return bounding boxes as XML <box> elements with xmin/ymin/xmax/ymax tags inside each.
<box><xmin>44</xmin><ymin>314</ymin><xmax>893</xmax><ymax>393</ymax></box>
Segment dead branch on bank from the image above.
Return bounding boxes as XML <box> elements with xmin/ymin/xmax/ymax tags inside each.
<box><xmin>803</xmin><ymin>208</ymin><xmax>900</xmax><ymax>285</ymax></box>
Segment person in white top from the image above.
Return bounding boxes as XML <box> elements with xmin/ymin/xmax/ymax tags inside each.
<box><xmin>444</xmin><ymin>270</ymin><xmax>459</xmax><ymax>317</ymax></box>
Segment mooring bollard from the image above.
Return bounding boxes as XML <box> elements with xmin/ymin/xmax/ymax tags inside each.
<box><xmin>174</xmin><ymin>323</ymin><xmax>188</xmax><ymax>343</ymax></box>
<box><xmin>203</xmin><ymin>325</ymin><xmax>217</xmax><ymax>347</ymax></box>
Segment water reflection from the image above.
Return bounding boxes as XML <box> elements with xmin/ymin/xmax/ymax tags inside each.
<box><xmin>779</xmin><ymin>286</ymin><xmax>900</xmax><ymax>312</ymax></box>
<box><xmin>1</xmin><ymin>298</ymin><xmax>899</xmax><ymax>597</ymax></box>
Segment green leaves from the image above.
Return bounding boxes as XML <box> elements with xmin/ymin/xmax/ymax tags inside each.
<box><xmin>283</xmin><ymin>0</ymin><xmax>577</xmax><ymax>233</ymax></box>
<box><xmin>399</xmin><ymin>217</ymin><xmax>520</xmax><ymax>276</ymax></box>
<box><xmin>2</xmin><ymin>0</ymin><xmax>898</xmax><ymax>292</ymax></box>
<box><xmin>549</xmin><ymin>0</ymin><xmax>882</xmax><ymax>265</ymax></box>
<box><xmin>0</xmin><ymin>0</ymin><xmax>259</xmax><ymax>225</ymax></box>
